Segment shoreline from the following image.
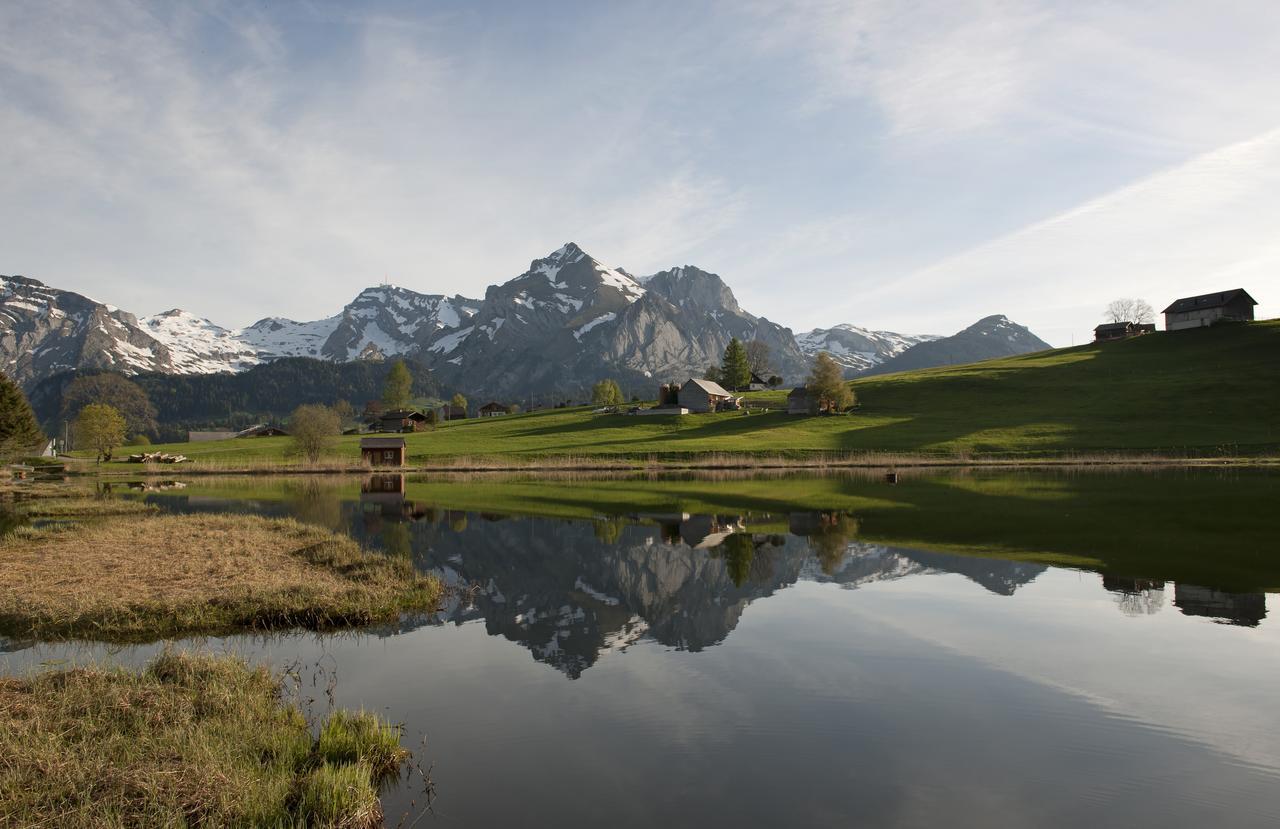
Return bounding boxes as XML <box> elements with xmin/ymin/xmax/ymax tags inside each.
<box><xmin>53</xmin><ymin>452</ymin><xmax>1280</xmax><ymax>477</ymax></box>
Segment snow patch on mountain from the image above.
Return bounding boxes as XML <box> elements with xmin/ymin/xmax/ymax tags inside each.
<box><xmin>797</xmin><ymin>324</ymin><xmax>939</xmax><ymax>374</ymax></box>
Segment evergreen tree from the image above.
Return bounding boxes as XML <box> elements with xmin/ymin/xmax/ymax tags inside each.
<box><xmin>75</xmin><ymin>403</ymin><xmax>126</xmax><ymax>463</ymax></box>
<box><xmin>720</xmin><ymin>338</ymin><xmax>751</xmax><ymax>391</ymax></box>
<box><xmin>805</xmin><ymin>352</ymin><xmax>855</xmax><ymax>413</ymax></box>
<box><xmin>381</xmin><ymin>360</ymin><xmax>414</xmax><ymax>410</ymax></box>
<box><xmin>0</xmin><ymin>372</ymin><xmax>44</xmax><ymax>459</ymax></box>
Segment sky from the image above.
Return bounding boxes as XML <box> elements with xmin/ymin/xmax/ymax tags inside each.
<box><xmin>2</xmin><ymin>0</ymin><xmax>1278</xmax><ymax>346</ymax></box>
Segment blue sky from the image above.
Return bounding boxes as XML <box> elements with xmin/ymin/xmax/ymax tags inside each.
<box><xmin>2</xmin><ymin>0</ymin><xmax>1277</xmax><ymax>345</ymax></box>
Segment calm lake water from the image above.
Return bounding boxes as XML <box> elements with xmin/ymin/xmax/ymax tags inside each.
<box><xmin>4</xmin><ymin>469</ymin><xmax>1280</xmax><ymax>827</ymax></box>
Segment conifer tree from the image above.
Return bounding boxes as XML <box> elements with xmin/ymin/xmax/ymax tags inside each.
<box><xmin>0</xmin><ymin>372</ymin><xmax>44</xmax><ymax>459</ymax></box>
<box><xmin>719</xmin><ymin>338</ymin><xmax>751</xmax><ymax>391</ymax></box>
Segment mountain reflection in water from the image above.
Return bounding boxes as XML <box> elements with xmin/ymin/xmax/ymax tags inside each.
<box><xmin>105</xmin><ymin>473</ymin><xmax>1269</xmax><ymax>678</ymax></box>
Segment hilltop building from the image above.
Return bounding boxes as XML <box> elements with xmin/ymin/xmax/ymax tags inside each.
<box><xmin>1162</xmin><ymin>289</ymin><xmax>1257</xmax><ymax>331</ymax></box>
<box><xmin>1093</xmin><ymin>322</ymin><xmax>1155</xmax><ymax>342</ymax></box>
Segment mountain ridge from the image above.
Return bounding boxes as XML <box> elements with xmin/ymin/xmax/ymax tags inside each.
<box><xmin>2</xmin><ymin>246</ymin><xmax>1052</xmax><ymax>398</ymax></box>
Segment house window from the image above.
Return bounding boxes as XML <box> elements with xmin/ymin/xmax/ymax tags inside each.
<box><xmin>383</xmin><ymin>450</ymin><xmax>397</xmax><ymax>461</ymax></box>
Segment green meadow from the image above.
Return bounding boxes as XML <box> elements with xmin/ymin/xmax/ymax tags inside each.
<box><xmin>91</xmin><ymin>320</ymin><xmax>1279</xmax><ymax>466</ymax></box>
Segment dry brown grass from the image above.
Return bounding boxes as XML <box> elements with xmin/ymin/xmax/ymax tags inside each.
<box><xmin>0</xmin><ymin>651</ymin><xmax>408</xmax><ymax>827</ymax></box>
<box><xmin>0</xmin><ymin>513</ymin><xmax>442</xmax><ymax>642</ymax></box>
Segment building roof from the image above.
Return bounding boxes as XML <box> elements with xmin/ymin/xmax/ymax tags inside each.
<box><xmin>236</xmin><ymin>424</ymin><xmax>288</xmax><ymax>437</ymax></box>
<box><xmin>682</xmin><ymin>378</ymin><xmax>732</xmax><ymax>397</ymax></box>
<box><xmin>381</xmin><ymin>409</ymin><xmax>427</xmax><ymax>421</ymax></box>
<box><xmin>479</xmin><ymin>401</ymin><xmax>509</xmax><ymax>411</ymax></box>
<box><xmin>787</xmin><ymin>387</ymin><xmax>811</xmax><ymax>399</ymax></box>
<box><xmin>360</xmin><ymin>437</ymin><xmax>406</xmax><ymax>449</ymax></box>
<box><xmin>1093</xmin><ymin>322</ymin><xmax>1133</xmax><ymax>334</ymax></box>
<box><xmin>1162</xmin><ymin>289</ymin><xmax>1257</xmax><ymax>314</ymax></box>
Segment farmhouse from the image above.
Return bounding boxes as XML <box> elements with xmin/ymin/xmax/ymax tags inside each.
<box><xmin>443</xmin><ymin>404</ymin><xmax>467</xmax><ymax>421</ymax></box>
<box><xmin>1163</xmin><ymin>289</ymin><xmax>1257</xmax><ymax>331</ymax></box>
<box><xmin>377</xmin><ymin>409</ymin><xmax>429</xmax><ymax>432</ymax></box>
<box><xmin>677</xmin><ymin>378</ymin><xmax>733</xmax><ymax>413</ymax></box>
<box><xmin>1093</xmin><ymin>322</ymin><xmax>1155</xmax><ymax>342</ymax></box>
<box><xmin>360</xmin><ymin>437</ymin><xmax>406</xmax><ymax>467</ymax></box>
<box><xmin>478</xmin><ymin>402</ymin><xmax>511</xmax><ymax>417</ymax></box>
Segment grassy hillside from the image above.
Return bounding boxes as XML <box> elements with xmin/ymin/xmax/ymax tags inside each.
<box><xmin>91</xmin><ymin>320</ymin><xmax>1279</xmax><ymax>464</ymax></box>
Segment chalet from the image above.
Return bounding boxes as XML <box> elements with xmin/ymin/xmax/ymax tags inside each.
<box><xmin>442</xmin><ymin>404</ymin><xmax>467</xmax><ymax>421</ymax></box>
<box><xmin>478</xmin><ymin>402</ymin><xmax>512</xmax><ymax>417</ymax></box>
<box><xmin>747</xmin><ymin>372</ymin><xmax>768</xmax><ymax>391</ymax></box>
<box><xmin>377</xmin><ymin>409</ymin><xmax>429</xmax><ymax>432</ymax></box>
<box><xmin>677</xmin><ymin>378</ymin><xmax>734</xmax><ymax>413</ymax></box>
<box><xmin>236</xmin><ymin>424</ymin><xmax>288</xmax><ymax>438</ymax></box>
<box><xmin>1162</xmin><ymin>289</ymin><xmax>1257</xmax><ymax>331</ymax></box>
<box><xmin>1093</xmin><ymin>322</ymin><xmax>1155</xmax><ymax>342</ymax></box>
<box><xmin>787</xmin><ymin>387</ymin><xmax>813</xmax><ymax>415</ymax></box>
<box><xmin>360</xmin><ymin>437</ymin><xmax>406</xmax><ymax>467</ymax></box>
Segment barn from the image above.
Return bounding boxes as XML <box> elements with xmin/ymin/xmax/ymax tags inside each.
<box><xmin>360</xmin><ymin>437</ymin><xmax>406</xmax><ymax>467</ymax></box>
<box><xmin>677</xmin><ymin>378</ymin><xmax>733</xmax><ymax>413</ymax></box>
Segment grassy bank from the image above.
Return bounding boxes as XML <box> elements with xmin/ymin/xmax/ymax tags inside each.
<box><xmin>0</xmin><ymin>651</ymin><xmax>409</xmax><ymax>827</ymax></box>
<box><xmin>80</xmin><ymin>320</ymin><xmax>1280</xmax><ymax>468</ymax></box>
<box><xmin>0</xmin><ymin>513</ymin><xmax>442</xmax><ymax>642</ymax></box>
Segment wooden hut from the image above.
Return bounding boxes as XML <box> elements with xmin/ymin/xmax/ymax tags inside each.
<box><xmin>478</xmin><ymin>402</ymin><xmax>512</xmax><ymax>417</ymax></box>
<box><xmin>787</xmin><ymin>387</ymin><xmax>813</xmax><ymax>415</ymax></box>
<box><xmin>377</xmin><ymin>410</ymin><xmax>429</xmax><ymax>432</ymax></box>
<box><xmin>360</xmin><ymin>437</ymin><xmax>406</xmax><ymax>467</ymax></box>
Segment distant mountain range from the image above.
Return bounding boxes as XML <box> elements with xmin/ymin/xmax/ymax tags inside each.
<box><xmin>1</xmin><ymin>244</ymin><xmax>1052</xmax><ymax>398</ymax></box>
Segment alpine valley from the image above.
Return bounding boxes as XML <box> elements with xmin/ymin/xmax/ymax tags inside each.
<box><xmin>1</xmin><ymin>243</ymin><xmax>1050</xmax><ymax>400</ymax></box>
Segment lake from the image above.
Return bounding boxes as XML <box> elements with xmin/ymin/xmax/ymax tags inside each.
<box><xmin>3</xmin><ymin>468</ymin><xmax>1279</xmax><ymax>827</ymax></box>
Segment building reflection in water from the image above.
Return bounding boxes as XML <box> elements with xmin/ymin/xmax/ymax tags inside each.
<box><xmin>1102</xmin><ymin>576</ymin><xmax>1166</xmax><ymax>616</ymax></box>
<box><xmin>1173</xmin><ymin>584</ymin><xmax>1267</xmax><ymax>627</ymax></box>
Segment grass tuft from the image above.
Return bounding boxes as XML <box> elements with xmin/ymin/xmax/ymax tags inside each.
<box><xmin>0</xmin><ymin>652</ymin><xmax>409</xmax><ymax>828</ymax></box>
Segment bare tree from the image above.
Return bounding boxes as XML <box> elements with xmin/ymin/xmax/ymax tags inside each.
<box><xmin>1105</xmin><ymin>298</ymin><xmax>1155</xmax><ymax>324</ymax></box>
<box><xmin>744</xmin><ymin>339</ymin><xmax>771</xmax><ymax>377</ymax></box>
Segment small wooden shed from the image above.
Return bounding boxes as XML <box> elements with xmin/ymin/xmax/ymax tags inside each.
<box><xmin>361</xmin><ymin>437</ymin><xmax>406</xmax><ymax>467</ymax></box>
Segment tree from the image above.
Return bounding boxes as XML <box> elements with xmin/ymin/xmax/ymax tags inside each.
<box><xmin>60</xmin><ymin>373</ymin><xmax>157</xmax><ymax>438</ymax></box>
<box><xmin>1105</xmin><ymin>298</ymin><xmax>1155</xmax><ymax>324</ymax></box>
<box><xmin>288</xmin><ymin>404</ymin><xmax>341</xmax><ymax>463</ymax></box>
<box><xmin>744</xmin><ymin>340</ymin><xmax>771</xmax><ymax>377</ymax></box>
<box><xmin>332</xmin><ymin>399</ymin><xmax>355</xmax><ymax>425</ymax></box>
<box><xmin>381</xmin><ymin>360</ymin><xmax>414</xmax><ymax>410</ymax></box>
<box><xmin>766</xmin><ymin>375</ymin><xmax>783</xmax><ymax>388</ymax></box>
<box><xmin>591</xmin><ymin>379</ymin><xmax>624</xmax><ymax>406</ymax></box>
<box><xmin>424</xmin><ymin>408</ymin><xmax>438</xmax><ymax>429</ymax></box>
<box><xmin>720</xmin><ymin>338</ymin><xmax>751</xmax><ymax>391</ymax></box>
<box><xmin>806</xmin><ymin>352</ymin><xmax>855</xmax><ymax>413</ymax></box>
<box><xmin>702</xmin><ymin>365</ymin><xmax>722</xmax><ymax>384</ymax></box>
<box><xmin>0</xmin><ymin>372</ymin><xmax>44</xmax><ymax>460</ymax></box>
<box><xmin>450</xmin><ymin>393</ymin><xmax>467</xmax><ymax>416</ymax></box>
<box><xmin>75</xmin><ymin>403</ymin><xmax>126</xmax><ymax>463</ymax></box>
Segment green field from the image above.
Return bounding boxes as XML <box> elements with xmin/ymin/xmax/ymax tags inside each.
<box><xmin>91</xmin><ymin>320</ymin><xmax>1280</xmax><ymax>466</ymax></box>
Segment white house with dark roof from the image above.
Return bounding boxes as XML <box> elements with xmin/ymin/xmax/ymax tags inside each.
<box><xmin>1162</xmin><ymin>289</ymin><xmax>1257</xmax><ymax>331</ymax></box>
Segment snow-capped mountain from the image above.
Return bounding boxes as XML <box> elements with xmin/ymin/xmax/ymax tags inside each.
<box><xmin>422</xmin><ymin>244</ymin><xmax>807</xmax><ymax>398</ymax></box>
<box><xmin>861</xmin><ymin>314</ymin><xmax>1051</xmax><ymax>376</ymax></box>
<box><xmin>796</xmin><ymin>324</ymin><xmax>939</xmax><ymax>376</ymax></box>
<box><xmin>0</xmin><ymin>274</ymin><xmax>478</xmax><ymax>389</ymax></box>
